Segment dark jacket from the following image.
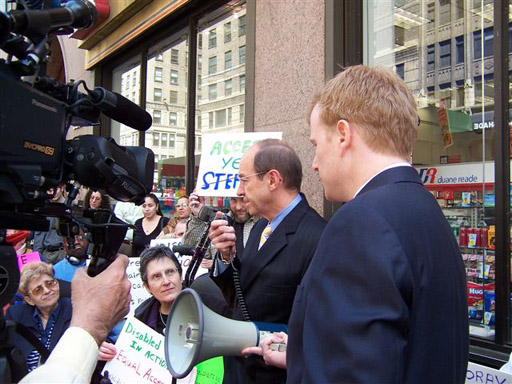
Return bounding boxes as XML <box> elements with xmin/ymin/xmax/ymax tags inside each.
<box><xmin>6</xmin><ymin>297</ymin><xmax>72</xmax><ymax>361</ymax></box>
<box><xmin>212</xmin><ymin>194</ymin><xmax>326</xmax><ymax>384</ymax></box>
<box><xmin>287</xmin><ymin>166</ymin><xmax>469</xmax><ymax>384</ymax></box>
<box><xmin>134</xmin><ymin>296</ymin><xmax>161</xmax><ymax>333</ymax></box>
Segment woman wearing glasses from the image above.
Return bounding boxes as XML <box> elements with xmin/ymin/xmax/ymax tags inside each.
<box><xmin>158</xmin><ymin>195</ymin><xmax>191</xmax><ymax>239</ymax></box>
<box><xmin>98</xmin><ymin>245</ymin><xmax>182</xmax><ymax>360</ymax></box>
<box><xmin>6</xmin><ymin>262</ymin><xmax>72</xmax><ymax>374</ymax></box>
<box><xmin>84</xmin><ymin>189</ymin><xmax>111</xmax><ymax>210</ymax></box>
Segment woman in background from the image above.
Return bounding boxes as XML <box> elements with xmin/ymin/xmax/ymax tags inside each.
<box><xmin>84</xmin><ymin>189</ymin><xmax>111</xmax><ymax>210</ymax></box>
<box><xmin>132</xmin><ymin>194</ymin><xmax>170</xmax><ymax>256</ymax></box>
<box><xmin>158</xmin><ymin>195</ymin><xmax>191</xmax><ymax>239</ymax></box>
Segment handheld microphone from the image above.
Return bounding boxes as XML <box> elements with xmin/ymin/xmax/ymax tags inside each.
<box><xmin>172</xmin><ymin>244</ymin><xmax>195</xmax><ymax>256</ymax></box>
<box><xmin>88</xmin><ymin>87</ymin><xmax>153</xmax><ymax>131</ymax></box>
<box><xmin>4</xmin><ymin>0</ymin><xmax>97</xmax><ymax>36</ymax></box>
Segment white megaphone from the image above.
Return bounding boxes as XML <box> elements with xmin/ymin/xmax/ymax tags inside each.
<box><xmin>164</xmin><ymin>288</ymin><xmax>287</xmax><ymax>378</ymax></box>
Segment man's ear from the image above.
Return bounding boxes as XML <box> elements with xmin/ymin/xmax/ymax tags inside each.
<box><xmin>336</xmin><ymin>119</ymin><xmax>352</xmax><ymax>154</ymax></box>
<box><xmin>267</xmin><ymin>170</ymin><xmax>282</xmax><ymax>191</ymax></box>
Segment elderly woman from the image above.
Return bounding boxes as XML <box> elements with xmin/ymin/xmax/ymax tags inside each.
<box><xmin>6</xmin><ymin>262</ymin><xmax>72</xmax><ymax>373</ymax></box>
<box><xmin>158</xmin><ymin>195</ymin><xmax>191</xmax><ymax>239</ymax></box>
<box><xmin>98</xmin><ymin>245</ymin><xmax>182</xmax><ymax>360</ymax></box>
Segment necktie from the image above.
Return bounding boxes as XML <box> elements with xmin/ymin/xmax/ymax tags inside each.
<box><xmin>258</xmin><ymin>224</ymin><xmax>273</xmax><ymax>250</ymax></box>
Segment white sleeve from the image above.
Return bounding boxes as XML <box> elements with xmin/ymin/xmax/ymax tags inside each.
<box><xmin>20</xmin><ymin>327</ymin><xmax>99</xmax><ymax>383</ymax></box>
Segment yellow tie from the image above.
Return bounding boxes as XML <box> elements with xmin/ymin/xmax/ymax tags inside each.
<box><xmin>259</xmin><ymin>224</ymin><xmax>273</xmax><ymax>250</ymax></box>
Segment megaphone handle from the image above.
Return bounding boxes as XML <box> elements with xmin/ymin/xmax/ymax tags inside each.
<box><xmin>269</xmin><ymin>343</ymin><xmax>287</xmax><ymax>352</ymax></box>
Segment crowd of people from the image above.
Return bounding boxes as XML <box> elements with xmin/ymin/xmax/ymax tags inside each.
<box><xmin>5</xmin><ymin>65</ymin><xmax>469</xmax><ymax>384</ymax></box>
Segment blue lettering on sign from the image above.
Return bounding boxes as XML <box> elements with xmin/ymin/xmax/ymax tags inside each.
<box><xmin>201</xmin><ymin>172</ymin><xmax>240</xmax><ymax>190</ymax></box>
<box><xmin>466</xmin><ymin>368</ymin><xmax>508</xmax><ymax>383</ymax></box>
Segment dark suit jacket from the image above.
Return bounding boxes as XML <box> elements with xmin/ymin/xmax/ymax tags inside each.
<box><xmin>212</xmin><ymin>194</ymin><xmax>326</xmax><ymax>384</ymax></box>
<box><xmin>6</xmin><ymin>297</ymin><xmax>72</xmax><ymax>361</ymax></box>
<box><xmin>287</xmin><ymin>166</ymin><xmax>469</xmax><ymax>384</ymax></box>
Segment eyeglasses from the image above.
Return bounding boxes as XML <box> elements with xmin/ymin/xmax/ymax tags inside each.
<box><xmin>239</xmin><ymin>172</ymin><xmax>266</xmax><ymax>187</ymax></box>
<box><xmin>149</xmin><ymin>268</ymin><xmax>178</xmax><ymax>284</ymax></box>
<box><xmin>176</xmin><ymin>203</ymin><xmax>189</xmax><ymax>208</ymax></box>
<box><xmin>30</xmin><ymin>279</ymin><xmax>57</xmax><ymax>297</ymax></box>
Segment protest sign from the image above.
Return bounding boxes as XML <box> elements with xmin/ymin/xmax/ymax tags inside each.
<box><xmin>102</xmin><ymin>317</ymin><xmax>196</xmax><ymax>384</ymax></box>
<box><xmin>126</xmin><ymin>258</ymin><xmax>151</xmax><ymax>318</ymax></box>
<box><xmin>17</xmin><ymin>251</ymin><xmax>41</xmax><ymax>271</ymax></box>
<box><xmin>195</xmin><ymin>132</ymin><xmax>282</xmax><ymax>197</ymax></box>
<box><xmin>466</xmin><ymin>361</ymin><xmax>512</xmax><ymax>383</ymax></box>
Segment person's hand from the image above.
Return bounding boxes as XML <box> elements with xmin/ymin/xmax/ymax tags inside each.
<box><xmin>242</xmin><ymin>332</ymin><xmax>287</xmax><ymax>369</ymax></box>
<box><xmin>209</xmin><ymin>211</ymin><xmax>236</xmax><ymax>262</ymax></box>
<box><xmin>200</xmin><ymin>258</ymin><xmax>214</xmax><ymax>270</ymax></box>
<box><xmin>189</xmin><ymin>191</ymin><xmax>205</xmax><ymax>216</ymax></box>
<box><xmin>70</xmin><ymin>254</ymin><xmax>131</xmax><ymax>346</ymax></box>
<box><xmin>98</xmin><ymin>341</ymin><xmax>117</xmax><ymax>361</ymax></box>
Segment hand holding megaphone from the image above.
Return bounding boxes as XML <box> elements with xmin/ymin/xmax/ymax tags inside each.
<box><xmin>242</xmin><ymin>331</ymin><xmax>288</xmax><ymax>369</ymax></box>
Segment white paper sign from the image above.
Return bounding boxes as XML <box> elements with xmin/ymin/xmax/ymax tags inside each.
<box><xmin>195</xmin><ymin>132</ymin><xmax>282</xmax><ymax>197</ymax></box>
<box><xmin>466</xmin><ymin>362</ymin><xmax>512</xmax><ymax>383</ymax></box>
<box><xmin>103</xmin><ymin>317</ymin><xmax>195</xmax><ymax>384</ymax></box>
<box><xmin>126</xmin><ymin>258</ymin><xmax>151</xmax><ymax>318</ymax></box>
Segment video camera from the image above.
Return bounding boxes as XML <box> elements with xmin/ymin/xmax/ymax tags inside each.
<box><xmin>0</xmin><ymin>0</ymin><xmax>154</xmax><ymax>302</ymax></box>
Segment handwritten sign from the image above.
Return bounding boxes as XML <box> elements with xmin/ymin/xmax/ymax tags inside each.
<box><xmin>17</xmin><ymin>251</ymin><xmax>41</xmax><ymax>271</ymax></box>
<box><xmin>466</xmin><ymin>362</ymin><xmax>512</xmax><ymax>383</ymax></box>
<box><xmin>195</xmin><ymin>132</ymin><xmax>282</xmax><ymax>197</ymax></box>
<box><xmin>126</xmin><ymin>258</ymin><xmax>151</xmax><ymax>318</ymax></box>
<box><xmin>103</xmin><ymin>317</ymin><xmax>196</xmax><ymax>384</ymax></box>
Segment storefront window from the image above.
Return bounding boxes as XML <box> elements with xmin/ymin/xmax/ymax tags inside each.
<box><xmin>365</xmin><ymin>0</ymin><xmax>498</xmax><ymax>340</ymax></box>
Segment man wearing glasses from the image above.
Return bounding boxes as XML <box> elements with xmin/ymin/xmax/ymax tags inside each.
<box><xmin>53</xmin><ymin>231</ymin><xmax>89</xmax><ymax>282</ymax></box>
<box><xmin>209</xmin><ymin>138</ymin><xmax>326</xmax><ymax>384</ymax></box>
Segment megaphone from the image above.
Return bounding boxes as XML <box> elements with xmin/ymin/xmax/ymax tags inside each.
<box><xmin>165</xmin><ymin>288</ymin><xmax>287</xmax><ymax>378</ymax></box>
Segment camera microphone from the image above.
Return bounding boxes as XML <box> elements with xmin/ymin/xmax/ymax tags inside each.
<box><xmin>88</xmin><ymin>87</ymin><xmax>153</xmax><ymax>131</ymax></box>
<box><xmin>4</xmin><ymin>0</ymin><xmax>98</xmax><ymax>36</ymax></box>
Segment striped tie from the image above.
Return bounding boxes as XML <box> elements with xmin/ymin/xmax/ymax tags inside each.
<box><xmin>258</xmin><ymin>224</ymin><xmax>273</xmax><ymax>250</ymax></box>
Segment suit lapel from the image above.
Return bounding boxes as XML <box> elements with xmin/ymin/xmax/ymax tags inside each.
<box><xmin>240</xmin><ymin>197</ymin><xmax>309</xmax><ymax>290</ymax></box>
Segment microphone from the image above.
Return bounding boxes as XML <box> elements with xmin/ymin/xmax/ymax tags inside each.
<box><xmin>172</xmin><ymin>244</ymin><xmax>195</xmax><ymax>256</ymax></box>
<box><xmin>88</xmin><ymin>87</ymin><xmax>153</xmax><ymax>131</ymax></box>
<box><xmin>5</xmin><ymin>0</ymin><xmax>97</xmax><ymax>35</ymax></box>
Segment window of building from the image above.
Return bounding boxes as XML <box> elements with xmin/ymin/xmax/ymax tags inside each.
<box><xmin>225</xmin><ymin>79</ymin><xmax>232</xmax><ymax>97</ymax></box>
<box><xmin>456</xmin><ymin>36</ymin><xmax>464</xmax><ymax>64</ymax></box>
<box><xmin>216</xmin><ymin>109</ymin><xmax>226</xmax><ymax>127</ymax></box>
<box><xmin>154</xmin><ymin>67</ymin><xmax>163</xmax><ymax>82</ymax></box>
<box><xmin>239</xmin><ymin>75</ymin><xmax>245</xmax><ymax>92</ymax></box>
<box><xmin>209</xmin><ymin>84</ymin><xmax>217</xmax><ymax>100</ymax></box>
<box><xmin>209</xmin><ymin>111</ymin><xmax>214</xmax><ymax>128</ymax></box>
<box><xmin>169</xmin><ymin>134</ymin><xmax>175</xmax><ymax>149</ymax></box>
<box><xmin>169</xmin><ymin>90</ymin><xmax>178</xmax><ymax>104</ymax></box>
<box><xmin>239</xmin><ymin>104</ymin><xmax>245</xmax><ymax>123</ymax></box>
<box><xmin>171</xmin><ymin>49</ymin><xmax>179</xmax><ymax>64</ymax></box>
<box><xmin>396</xmin><ymin>63</ymin><xmax>404</xmax><ymax>80</ymax></box>
<box><xmin>208</xmin><ymin>29</ymin><xmax>217</xmax><ymax>49</ymax></box>
<box><xmin>153</xmin><ymin>132</ymin><xmax>160</xmax><ymax>147</ymax></box>
<box><xmin>126</xmin><ymin>75</ymin><xmax>130</xmax><ymax>90</ymax></box>
<box><xmin>170</xmin><ymin>70</ymin><xmax>179</xmax><ymax>85</ymax></box>
<box><xmin>161</xmin><ymin>133</ymin><xmax>168</xmax><ymax>147</ymax></box>
<box><xmin>224</xmin><ymin>22</ymin><xmax>231</xmax><ymax>43</ymax></box>
<box><xmin>238</xmin><ymin>15</ymin><xmax>246</xmax><ymax>36</ymax></box>
<box><xmin>239</xmin><ymin>45</ymin><xmax>246</xmax><ymax>65</ymax></box>
<box><xmin>169</xmin><ymin>112</ymin><xmax>178</xmax><ymax>126</ymax></box>
<box><xmin>132</xmin><ymin>73</ymin><xmax>137</xmax><ymax>87</ymax></box>
<box><xmin>227</xmin><ymin>107</ymin><xmax>232</xmax><ymax>125</ymax></box>
<box><xmin>225</xmin><ymin>50</ymin><xmax>232</xmax><ymax>70</ymax></box>
<box><xmin>208</xmin><ymin>56</ymin><xmax>217</xmax><ymax>74</ymax></box>
<box><xmin>439</xmin><ymin>39</ymin><xmax>451</xmax><ymax>68</ymax></box>
<box><xmin>154</xmin><ymin>88</ymin><xmax>162</xmax><ymax>101</ymax></box>
<box><xmin>427</xmin><ymin>44</ymin><xmax>435</xmax><ymax>72</ymax></box>
<box><xmin>474</xmin><ymin>27</ymin><xmax>494</xmax><ymax>60</ymax></box>
<box><xmin>153</xmin><ymin>110</ymin><xmax>162</xmax><ymax>125</ymax></box>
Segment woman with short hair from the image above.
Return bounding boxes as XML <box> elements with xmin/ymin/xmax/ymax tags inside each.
<box><xmin>6</xmin><ymin>262</ymin><xmax>72</xmax><ymax>374</ymax></box>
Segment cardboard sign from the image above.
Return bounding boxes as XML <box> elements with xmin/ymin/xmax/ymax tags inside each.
<box><xmin>126</xmin><ymin>258</ymin><xmax>151</xmax><ymax>318</ymax></box>
<box><xmin>466</xmin><ymin>361</ymin><xmax>512</xmax><ymax>383</ymax></box>
<box><xmin>102</xmin><ymin>317</ymin><xmax>196</xmax><ymax>384</ymax></box>
<box><xmin>195</xmin><ymin>132</ymin><xmax>282</xmax><ymax>197</ymax></box>
<box><xmin>17</xmin><ymin>251</ymin><xmax>41</xmax><ymax>271</ymax></box>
